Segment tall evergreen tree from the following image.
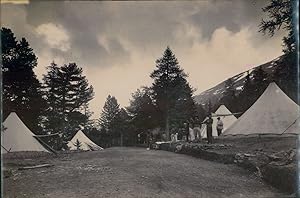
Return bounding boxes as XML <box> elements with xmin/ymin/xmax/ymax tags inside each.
<box><xmin>168</xmin><ymin>77</ymin><xmax>196</xmax><ymax>130</ymax></box>
<box><xmin>251</xmin><ymin>66</ymin><xmax>269</xmax><ymax>93</ymax></box>
<box><xmin>1</xmin><ymin>27</ymin><xmax>46</xmax><ymax>134</ymax></box>
<box><xmin>259</xmin><ymin>0</ymin><xmax>296</xmax><ymax>54</ymax></box>
<box><xmin>127</xmin><ymin>87</ymin><xmax>159</xmax><ymax>131</ymax></box>
<box><xmin>116</xmin><ymin>108</ymin><xmax>130</xmax><ymax>146</ymax></box>
<box><xmin>272</xmin><ymin>52</ymin><xmax>298</xmax><ymax>102</ymax></box>
<box><xmin>99</xmin><ymin>95</ymin><xmax>120</xmax><ymax>146</ymax></box>
<box><xmin>150</xmin><ymin>47</ymin><xmax>195</xmax><ymax>140</ymax></box>
<box><xmin>195</xmin><ymin>104</ymin><xmax>206</xmax><ymax>121</ymax></box>
<box><xmin>127</xmin><ymin>87</ymin><xmax>159</xmax><ymax>144</ymax></box>
<box><xmin>236</xmin><ymin>67</ymin><xmax>269</xmax><ymax>114</ymax></box>
<box><xmin>259</xmin><ymin>0</ymin><xmax>298</xmax><ymax>103</ymax></box>
<box><xmin>43</xmin><ymin>62</ymin><xmax>94</xmax><ymax>140</ymax></box>
<box><xmin>42</xmin><ymin>62</ymin><xmax>63</xmax><ymax>134</ymax></box>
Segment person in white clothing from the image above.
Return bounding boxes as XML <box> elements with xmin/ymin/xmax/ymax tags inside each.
<box><xmin>171</xmin><ymin>133</ymin><xmax>175</xmax><ymax>142</ymax></box>
<box><xmin>174</xmin><ymin>133</ymin><xmax>178</xmax><ymax>142</ymax></box>
<box><xmin>216</xmin><ymin>117</ymin><xmax>224</xmax><ymax>136</ymax></box>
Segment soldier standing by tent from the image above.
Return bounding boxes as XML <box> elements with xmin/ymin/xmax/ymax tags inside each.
<box><xmin>203</xmin><ymin>114</ymin><xmax>213</xmax><ymax>144</ymax></box>
<box><xmin>216</xmin><ymin>117</ymin><xmax>224</xmax><ymax>136</ymax></box>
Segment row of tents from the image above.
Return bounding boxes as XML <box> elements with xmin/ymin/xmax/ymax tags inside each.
<box><xmin>1</xmin><ymin>112</ymin><xmax>103</xmax><ymax>153</ymax></box>
<box><xmin>200</xmin><ymin>82</ymin><xmax>299</xmax><ymax>137</ymax></box>
<box><xmin>1</xmin><ymin>82</ymin><xmax>299</xmax><ymax>153</ymax></box>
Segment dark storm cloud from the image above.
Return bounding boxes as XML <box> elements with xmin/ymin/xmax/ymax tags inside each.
<box><xmin>2</xmin><ymin>0</ymin><xmax>284</xmax><ymax>116</ymax></box>
<box><xmin>188</xmin><ymin>0</ymin><xmax>270</xmax><ymax>40</ymax></box>
<box><xmin>3</xmin><ymin>1</ymin><xmax>130</xmax><ymax>68</ymax></box>
<box><xmin>2</xmin><ymin>0</ymin><xmax>279</xmax><ymax>69</ymax></box>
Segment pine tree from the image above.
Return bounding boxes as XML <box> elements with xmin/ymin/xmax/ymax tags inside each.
<box><xmin>43</xmin><ymin>62</ymin><xmax>94</xmax><ymax>140</ymax></box>
<box><xmin>127</xmin><ymin>87</ymin><xmax>160</xmax><ymax>144</ymax></box>
<box><xmin>127</xmin><ymin>87</ymin><xmax>159</xmax><ymax>131</ymax></box>
<box><xmin>259</xmin><ymin>0</ymin><xmax>298</xmax><ymax>103</ymax></box>
<box><xmin>116</xmin><ymin>108</ymin><xmax>130</xmax><ymax>146</ymax></box>
<box><xmin>42</xmin><ymin>62</ymin><xmax>64</xmax><ymax>134</ymax></box>
<box><xmin>99</xmin><ymin>95</ymin><xmax>120</xmax><ymax>146</ymax></box>
<box><xmin>252</xmin><ymin>66</ymin><xmax>269</xmax><ymax>93</ymax></box>
<box><xmin>150</xmin><ymin>47</ymin><xmax>195</xmax><ymax>140</ymax></box>
<box><xmin>235</xmin><ymin>71</ymin><xmax>254</xmax><ymax>114</ymax></box>
<box><xmin>272</xmin><ymin>52</ymin><xmax>298</xmax><ymax>102</ymax></box>
<box><xmin>84</xmin><ymin>127</ymin><xmax>104</xmax><ymax>148</ymax></box>
<box><xmin>236</xmin><ymin>67</ymin><xmax>269</xmax><ymax>114</ymax></box>
<box><xmin>195</xmin><ymin>104</ymin><xmax>206</xmax><ymax>121</ymax></box>
<box><xmin>1</xmin><ymin>27</ymin><xmax>46</xmax><ymax>134</ymax></box>
<box><xmin>249</xmin><ymin>66</ymin><xmax>269</xmax><ymax>109</ymax></box>
<box><xmin>259</xmin><ymin>0</ymin><xmax>296</xmax><ymax>54</ymax></box>
<box><xmin>169</xmin><ymin>78</ymin><xmax>196</xmax><ymax>130</ymax></box>
<box><xmin>220</xmin><ymin>78</ymin><xmax>237</xmax><ymax>112</ymax></box>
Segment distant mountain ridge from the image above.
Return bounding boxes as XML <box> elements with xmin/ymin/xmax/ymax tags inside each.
<box><xmin>193</xmin><ymin>56</ymin><xmax>283</xmax><ymax>110</ymax></box>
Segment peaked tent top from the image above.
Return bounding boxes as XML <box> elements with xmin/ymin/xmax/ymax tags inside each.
<box><xmin>223</xmin><ymin>82</ymin><xmax>300</xmax><ymax>135</ymax></box>
<box><xmin>213</xmin><ymin>105</ymin><xmax>236</xmax><ymax>117</ymax></box>
<box><xmin>1</xmin><ymin>112</ymin><xmax>50</xmax><ymax>153</ymax></box>
<box><xmin>67</xmin><ymin>130</ymin><xmax>103</xmax><ymax>151</ymax></box>
<box><xmin>201</xmin><ymin>104</ymin><xmax>237</xmax><ymax>137</ymax></box>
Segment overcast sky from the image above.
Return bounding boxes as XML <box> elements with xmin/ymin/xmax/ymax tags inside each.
<box><xmin>2</xmin><ymin>0</ymin><xmax>285</xmax><ymax>118</ymax></box>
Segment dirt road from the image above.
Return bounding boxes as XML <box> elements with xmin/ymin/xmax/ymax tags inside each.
<box><xmin>3</xmin><ymin>147</ymin><xmax>286</xmax><ymax>198</ymax></box>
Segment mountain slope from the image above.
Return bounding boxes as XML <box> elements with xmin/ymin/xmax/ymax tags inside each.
<box><xmin>193</xmin><ymin>56</ymin><xmax>283</xmax><ymax>109</ymax></box>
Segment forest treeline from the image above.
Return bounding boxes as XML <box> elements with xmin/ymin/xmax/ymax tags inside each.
<box><xmin>1</xmin><ymin>0</ymin><xmax>297</xmax><ymax>149</ymax></box>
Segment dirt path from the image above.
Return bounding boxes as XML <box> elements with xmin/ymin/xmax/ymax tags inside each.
<box><xmin>3</xmin><ymin>147</ymin><xmax>286</xmax><ymax>198</ymax></box>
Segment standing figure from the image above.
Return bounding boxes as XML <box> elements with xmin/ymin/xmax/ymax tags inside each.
<box><xmin>193</xmin><ymin>116</ymin><xmax>202</xmax><ymax>141</ymax></box>
<box><xmin>203</xmin><ymin>114</ymin><xmax>213</xmax><ymax>144</ymax></box>
<box><xmin>216</xmin><ymin>117</ymin><xmax>224</xmax><ymax>136</ymax></box>
<box><xmin>184</xmin><ymin>121</ymin><xmax>190</xmax><ymax>142</ymax></box>
<box><xmin>174</xmin><ymin>133</ymin><xmax>178</xmax><ymax>142</ymax></box>
<box><xmin>189</xmin><ymin>127</ymin><xmax>195</xmax><ymax>141</ymax></box>
<box><xmin>171</xmin><ymin>133</ymin><xmax>175</xmax><ymax>142</ymax></box>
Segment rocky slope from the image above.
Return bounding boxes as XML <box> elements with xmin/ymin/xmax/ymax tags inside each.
<box><xmin>193</xmin><ymin>56</ymin><xmax>283</xmax><ymax>108</ymax></box>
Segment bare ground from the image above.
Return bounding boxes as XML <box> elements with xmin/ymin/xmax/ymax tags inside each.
<box><xmin>3</xmin><ymin>147</ymin><xmax>288</xmax><ymax>198</ymax></box>
<box><xmin>215</xmin><ymin>135</ymin><xmax>297</xmax><ymax>154</ymax></box>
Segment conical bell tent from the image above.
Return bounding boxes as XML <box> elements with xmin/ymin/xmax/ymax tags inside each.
<box><xmin>201</xmin><ymin>105</ymin><xmax>237</xmax><ymax>138</ymax></box>
<box><xmin>281</xmin><ymin>117</ymin><xmax>299</xmax><ymax>134</ymax></box>
<box><xmin>1</xmin><ymin>112</ymin><xmax>50</xmax><ymax>153</ymax></box>
<box><xmin>223</xmin><ymin>82</ymin><xmax>300</xmax><ymax>136</ymax></box>
<box><xmin>67</xmin><ymin>130</ymin><xmax>103</xmax><ymax>151</ymax></box>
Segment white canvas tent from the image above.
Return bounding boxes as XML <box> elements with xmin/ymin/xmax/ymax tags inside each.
<box><xmin>201</xmin><ymin>105</ymin><xmax>237</xmax><ymax>138</ymax></box>
<box><xmin>223</xmin><ymin>82</ymin><xmax>300</xmax><ymax>136</ymax></box>
<box><xmin>67</xmin><ymin>130</ymin><xmax>103</xmax><ymax>151</ymax></box>
<box><xmin>281</xmin><ymin>117</ymin><xmax>299</xmax><ymax>134</ymax></box>
<box><xmin>1</xmin><ymin>112</ymin><xmax>50</xmax><ymax>153</ymax></box>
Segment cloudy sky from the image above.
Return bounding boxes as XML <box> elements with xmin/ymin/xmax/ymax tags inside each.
<box><xmin>2</xmin><ymin>0</ymin><xmax>285</xmax><ymax>118</ymax></box>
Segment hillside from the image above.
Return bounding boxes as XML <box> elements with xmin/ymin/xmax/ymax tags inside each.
<box><xmin>193</xmin><ymin>56</ymin><xmax>283</xmax><ymax>110</ymax></box>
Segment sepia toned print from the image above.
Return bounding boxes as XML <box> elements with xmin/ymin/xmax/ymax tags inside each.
<box><xmin>1</xmin><ymin>0</ymin><xmax>298</xmax><ymax>197</ymax></box>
